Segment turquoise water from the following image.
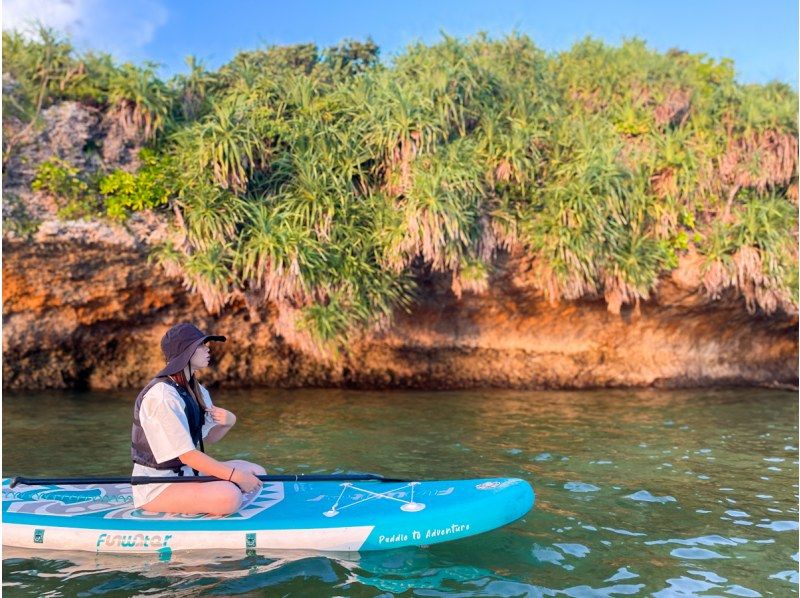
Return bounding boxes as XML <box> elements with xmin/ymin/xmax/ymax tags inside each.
<box><xmin>2</xmin><ymin>388</ymin><xmax>798</xmax><ymax>596</ymax></box>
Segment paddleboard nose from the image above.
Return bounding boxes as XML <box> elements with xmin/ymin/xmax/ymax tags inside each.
<box><xmin>502</xmin><ymin>478</ymin><xmax>535</xmax><ymax>523</ymax></box>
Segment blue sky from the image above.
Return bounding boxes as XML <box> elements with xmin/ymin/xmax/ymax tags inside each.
<box><xmin>4</xmin><ymin>0</ymin><xmax>798</xmax><ymax>87</ymax></box>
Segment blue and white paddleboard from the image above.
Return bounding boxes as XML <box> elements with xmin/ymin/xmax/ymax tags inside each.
<box><xmin>2</xmin><ymin>477</ymin><xmax>534</xmax><ymax>553</ymax></box>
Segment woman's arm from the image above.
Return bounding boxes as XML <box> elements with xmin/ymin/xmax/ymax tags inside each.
<box><xmin>203</xmin><ymin>407</ymin><xmax>236</xmax><ymax>444</ymax></box>
<box><xmin>179</xmin><ymin>449</ymin><xmax>261</xmax><ymax>492</ymax></box>
<box><xmin>179</xmin><ymin>449</ymin><xmax>235</xmax><ymax>478</ymax></box>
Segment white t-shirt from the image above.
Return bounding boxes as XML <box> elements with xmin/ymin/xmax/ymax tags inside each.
<box><xmin>131</xmin><ymin>381</ymin><xmax>217</xmax><ymax>508</ymax></box>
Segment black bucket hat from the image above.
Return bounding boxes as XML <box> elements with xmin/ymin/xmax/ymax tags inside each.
<box><xmin>155</xmin><ymin>323</ymin><xmax>226</xmax><ymax>378</ymax></box>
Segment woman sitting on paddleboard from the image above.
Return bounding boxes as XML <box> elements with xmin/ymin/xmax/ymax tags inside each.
<box><xmin>131</xmin><ymin>323</ymin><xmax>265</xmax><ymax>515</ymax></box>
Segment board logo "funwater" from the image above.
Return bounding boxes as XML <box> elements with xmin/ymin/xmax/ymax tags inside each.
<box><xmin>96</xmin><ymin>533</ymin><xmax>172</xmax><ymax>549</ymax></box>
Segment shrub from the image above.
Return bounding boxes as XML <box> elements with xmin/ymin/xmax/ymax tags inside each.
<box><xmin>31</xmin><ymin>158</ymin><xmax>100</xmax><ymax>219</ymax></box>
<box><xmin>99</xmin><ymin>149</ymin><xmax>172</xmax><ymax>220</ymax></box>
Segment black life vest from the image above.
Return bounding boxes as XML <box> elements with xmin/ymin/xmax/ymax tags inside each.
<box><xmin>131</xmin><ymin>376</ymin><xmax>205</xmax><ymax>473</ymax></box>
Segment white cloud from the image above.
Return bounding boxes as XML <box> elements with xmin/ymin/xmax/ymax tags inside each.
<box><xmin>3</xmin><ymin>0</ymin><xmax>84</xmax><ymax>36</ymax></box>
<box><xmin>2</xmin><ymin>0</ymin><xmax>169</xmax><ymax>61</ymax></box>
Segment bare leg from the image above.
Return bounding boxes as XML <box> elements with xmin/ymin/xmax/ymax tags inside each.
<box><xmin>140</xmin><ymin>461</ymin><xmax>266</xmax><ymax>515</ymax></box>
<box><xmin>141</xmin><ymin>481</ymin><xmax>242</xmax><ymax>516</ymax></box>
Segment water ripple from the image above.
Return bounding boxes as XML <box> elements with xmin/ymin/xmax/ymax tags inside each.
<box><xmin>624</xmin><ymin>490</ymin><xmax>677</xmax><ymax>503</ymax></box>
<box><xmin>564</xmin><ymin>482</ymin><xmax>600</xmax><ymax>493</ymax></box>
<box><xmin>755</xmin><ymin>520</ymin><xmax>798</xmax><ymax>532</ymax></box>
<box><xmin>645</xmin><ymin>535</ymin><xmax>745</xmax><ymax>547</ymax></box>
<box><xmin>604</xmin><ymin>567</ymin><xmax>639</xmax><ymax>582</ymax></box>
<box><xmin>670</xmin><ymin>547</ymin><xmax>728</xmax><ymax>560</ymax></box>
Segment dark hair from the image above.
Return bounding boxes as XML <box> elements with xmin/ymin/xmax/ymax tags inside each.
<box><xmin>169</xmin><ymin>370</ymin><xmax>207</xmax><ymax>409</ymax></box>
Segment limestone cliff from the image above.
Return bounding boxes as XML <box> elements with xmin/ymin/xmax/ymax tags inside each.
<box><xmin>2</xmin><ymin>102</ymin><xmax>796</xmax><ymax>391</ymax></box>
<box><xmin>2</xmin><ymin>231</ymin><xmax>796</xmax><ymax>390</ymax></box>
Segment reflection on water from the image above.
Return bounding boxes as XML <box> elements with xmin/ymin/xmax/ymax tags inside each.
<box><xmin>2</xmin><ymin>388</ymin><xmax>798</xmax><ymax>596</ymax></box>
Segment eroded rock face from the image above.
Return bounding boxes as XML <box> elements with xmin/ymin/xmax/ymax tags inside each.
<box><xmin>2</xmin><ymin>235</ymin><xmax>796</xmax><ymax>390</ymax></box>
<box><xmin>2</xmin><ymin>101</ymin><xmax>143</xmax><ymax>228</ymax></box>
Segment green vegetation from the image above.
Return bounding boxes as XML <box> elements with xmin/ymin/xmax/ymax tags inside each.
<box><xmin>3</xmin><ymin>193</ymin><xmax>41</xmax><ymax>239</ymax></box>
<box><xmin>99</xmin><ymin>149</ymin><xmax>172</xmax><ymax>219</ymax></box>
<box><xmin>3</xmin><ymin>28</ymin><xmax>797</xmax><ymax>354</ymax></box>
<box><xmin>31</xmin><ymin>157</ymin><xmax>99</xmax><ymax>219</ymax></box>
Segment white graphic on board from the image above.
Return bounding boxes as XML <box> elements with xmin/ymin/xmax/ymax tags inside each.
<box><xmin>323</xmin><ymin>482</ymin><xmax>425</xmax><ymax>517</ymax></box>
<box><xmin>476</xmin><ymin>479</ymin><xmax>520</xmax><ymax>491</ymax></box>
<box><xmin>4</xmin><ymin>485</ymin><xmax>131</xmax><ymax>517</ymax></box>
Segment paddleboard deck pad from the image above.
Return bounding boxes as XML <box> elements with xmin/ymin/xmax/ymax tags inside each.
<box><xmin>2</xmin><ymin>477</ymin><xmax>534</xmax><ymax>553</ymax></box>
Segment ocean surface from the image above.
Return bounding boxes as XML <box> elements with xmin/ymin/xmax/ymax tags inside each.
<box><xmin>2</xmin><ymin>387</ymin><xmax>798</xmax><ymax>596</ymax></box>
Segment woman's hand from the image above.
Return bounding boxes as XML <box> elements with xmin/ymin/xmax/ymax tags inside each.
<box><xmin>231</xmin><ymin>468</ymin><xmax>262</xmax><ymax>493</ymax></box>
<box><xmin>207</xmin><ymin>406</ymin><xmax>236</xmax><ymax>427</ymax></box>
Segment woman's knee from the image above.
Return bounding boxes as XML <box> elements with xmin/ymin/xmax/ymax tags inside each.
<box><xmin>207</xmin><ymin>483</ymin><xmax>242</xmax><ymax>515</ymax></box>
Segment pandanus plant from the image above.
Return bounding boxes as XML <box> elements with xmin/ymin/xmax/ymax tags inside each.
<box><xmin>107</xmin><ymin>62</ymin><xmax>173</xmax><ymax>141</ymax></box>
<box><xmin>172</xmin><ymin>55</ymin><xmax>219</xmax><ymax>122</ymax></box>
<box><xmin>5</xmin><ymin>32</ymin><xmax>797</xmax><ymax>352</ymax></box>
<box><xmin>169</xmin><ymin>88</ymin><xmax>273</xmax><ymax>198</ymax></box>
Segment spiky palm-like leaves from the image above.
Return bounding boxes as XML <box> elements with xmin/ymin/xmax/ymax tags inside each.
<box><xmin>172</xmin><ymin>56</ymin><xmax>219</xmax><ymax>122</ymax></box>
<box><xmin>107</xmin><ymin>62</ymin><xmax>173</xmax><ymax>141</ymax></box>
<box><xmin>190</xmin><ymin>96</ymin><xmax>268</xmax><ymax>193</ymax></box>
<box><xmin>6</xmin><ymin>32</ymin><xmax>797</xmax><ymax>353</ymax></box>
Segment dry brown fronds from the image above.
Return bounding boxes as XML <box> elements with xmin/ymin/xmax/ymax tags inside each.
<box><xmin>617</xmin><ymin>136</ymin><xmax>654</xmax><ymax>170</ymax></box>
<box><xmin>654</xmin><ymin>207</ymin><xmax>679</xmax><ymax>240</ymax></box>
<box><xmin>158</xmin><ymin>254</ymin><xmax>183</xmax><ymax>280</ymax></box>
<box><xmin>653</xmin><ymin>88</ymin><xmax>692</xmax><ymax>129</ymax></box>
<box><xmin>110</xmin><ymin>100</ymin><xmax>154</xmax><ymax>142</ymax></box>
<box><xmin>523</xmin><ymin>258</ymin><xmax>598</xmax><ymax>305</ymax></box>
<box><xmin>629</xmin><ymin>82</ymin><xmax>652</xmax><ymax>107</ymax></box>
<box><xmin>719</xmin><ymin>130</ymin><xmax>797</xmax><ymax>193</ymax></box>
<box><xmin>385</xmin><ymin>131</ymin><xmax>421</xmax><ymax>196</ymax></box>
<box><xmin>187</xmin><ymin>277</ymin><xmax>229</xmax><ymax>315</ymax></box>
<box><xmin>476</xmin><ymin>213</ymin><xmax>498</xmax><ymax>262</ymax></box>
<box><xmin>603</xmin><ymin>274</ymin><xmax>649</xmax><ymax>316</ymax></box>
<box><xmin>272</xmin><ymin>302</ymin><xmax>337</xmax><ymax>362</ymax></box>
<box><xmin>650</xmin><ymin>167</ymin><xmax>678</xmax><ymax>199</ymax></box>
<box><xmin>450</xmin><ymin>269</ymin><xmax>489</xmax><ymax>299</ymax></box>
<box><xmin>490</xmin><ymin>213</ymin><xmax>519</xmax><ymax>253</ymax></box>
<box><xmin>701</xmin><ymin>260</ymin><xmax>734</xmax><ymax>300</ymax></box>
<box><xmin>569</xmin><ymin>88</ymin><xmax>606</xmax><ymax>113</ymax></box>
<box><xmin>787</xmin><ymin>181</ymin><xmax>798</xmax><ymax>204</ymax></box>
<box><xmin>257</xmin><ymin>254</ymin><xmax>306</xmax><ymax>305</ymax></box>
<box><xmin>694</xmin><ymin>154</ymin><xmax>721</xmax><ymax>205</ymax></box>
<box><xmin>730</xmin><ymin>246</ymin><xmax>795</xmax><ymax>315</ymax></box>
<box><xmin>494</xmin><ymin>159</ymin><xmax>513</xmax><ymax>183</ymax></box>
<box><xmin>393</xmin><ymin>205</ymin><xmax>461</xmax><ymax>272</ymax></box>
<box><xmin>314</xmin><ymin>212</ymin><xmax>333</xmax><ymax>241</ymax></box>
<box><xmin>171</xmin><ymin>204</ymin><xmax>190</xmax><ymax>250</ymax></box>
<box><xmin>538</xmin><ymin>266</ymin><xmax>563</xmax><ymax>305</ymax></box>
<box><xmin>732</xmin><ymin>246</ymin><xmax>763</xmax><ymax>313</ymax></box>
